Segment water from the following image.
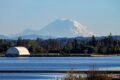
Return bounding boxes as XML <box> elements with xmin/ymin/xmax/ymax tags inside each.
<box><xmin>0</xmin><ymin>73</ymin><xmax>63</xmax><ymax>80</ymax></box>
<box><xmin>0</xmin><ymin>56</ymin><xmax>120</xmax><ymax>80</ymax></box>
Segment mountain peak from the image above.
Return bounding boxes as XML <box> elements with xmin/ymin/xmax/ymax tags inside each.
<box><xmin>56</xmin><ymin>18</ymin><xmax>74</xmax><ymax>23</ymax></box>
<box><xmin>59</xmin><ymin>18</ymin><xmax>68</xmax><ymax>21</ymax></box>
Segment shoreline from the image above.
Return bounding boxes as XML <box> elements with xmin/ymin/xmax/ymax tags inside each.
<box><xmin>1</xmin><ymin>53</ymin><xmax>120</xmax><ymax>57</ymax></box>
<box><xmin>0</xmin><ymin>70</ymin><xmax>120</xmax><ymax>73</ymax></box>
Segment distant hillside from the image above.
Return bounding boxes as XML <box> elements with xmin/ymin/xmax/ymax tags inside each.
<box><xmin>0</xmin><ymin>34</ymin><xmax>120</xmax><ymax>40</ymax></box>
<box><xmin>0</xmin><ymin>35</ymin><xmax>8</xmax><ymax>39</ymax></box>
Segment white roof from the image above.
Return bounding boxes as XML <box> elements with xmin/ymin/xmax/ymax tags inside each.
<box><xmin>6</xmin><ymin>47</ymin><xmax>30</xmax><ymax>55</ymax></box>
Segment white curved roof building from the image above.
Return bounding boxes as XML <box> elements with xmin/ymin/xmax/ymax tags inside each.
<box><xmin>6</xmin><ymin>47</ymin><xmax>30</xmax><ymax>56</ymax></box>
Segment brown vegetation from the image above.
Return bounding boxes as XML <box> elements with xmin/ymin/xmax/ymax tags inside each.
<box><xmin>62</xmin><ymin>69</ymin><xmax>114</xmax><ymax>80</ymax></box>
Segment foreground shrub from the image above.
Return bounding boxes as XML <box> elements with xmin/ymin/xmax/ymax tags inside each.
<box><xmin>87</xmin><ymin>70</ymin><xmax>112</xmax><ymax>80</ymax></box>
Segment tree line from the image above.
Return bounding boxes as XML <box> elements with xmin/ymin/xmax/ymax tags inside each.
<box><xmin>0</xmin><ymin>34</ymin><xmax>120</xmax><ymax>55</ymax></box>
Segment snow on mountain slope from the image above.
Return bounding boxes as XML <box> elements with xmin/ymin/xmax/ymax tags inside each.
<box><xmin>72</xmin><ymin>19</ymin><xmax>95</xmax><ymax>36</ymax></box>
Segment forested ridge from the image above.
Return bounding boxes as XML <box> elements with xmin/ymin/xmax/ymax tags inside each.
<box><xmin>0</xmin><ymin>34</ymin><xmax>120</xmax><ymax>55</ymax></box>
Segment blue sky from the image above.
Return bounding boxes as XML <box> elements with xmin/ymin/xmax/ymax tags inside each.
<box><xmin>0</xmin><ymin>0</ymin><xmax>120</xmax><ymax>36</ymax></box>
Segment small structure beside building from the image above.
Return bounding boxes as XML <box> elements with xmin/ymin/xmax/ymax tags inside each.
<box><xmin>6</xmin><ymin>47</ymin><xmax>30</xmax><ymax>57</ymax></box>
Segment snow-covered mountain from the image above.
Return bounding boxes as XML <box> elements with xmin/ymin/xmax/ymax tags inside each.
<box><xmin>18</xmin><ymin>19</ymin><xmax>95</xmax><ymax>38</ymax></box>
<box><xmin>39</xmin><ymin>19</ymin><xmax>95</xmax><ymax>37</ymax></box>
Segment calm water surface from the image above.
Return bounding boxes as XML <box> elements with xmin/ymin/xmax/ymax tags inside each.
<box><xmin>0</xmin><ymin>56</ymin><xmax>120</xmax><ymax>80</ymax></box>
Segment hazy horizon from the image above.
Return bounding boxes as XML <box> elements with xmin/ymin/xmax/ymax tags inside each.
<box><xmin>0</xmin><ymin>0</ymin><xmax>120</xmax><ymax>36</ymax></box>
